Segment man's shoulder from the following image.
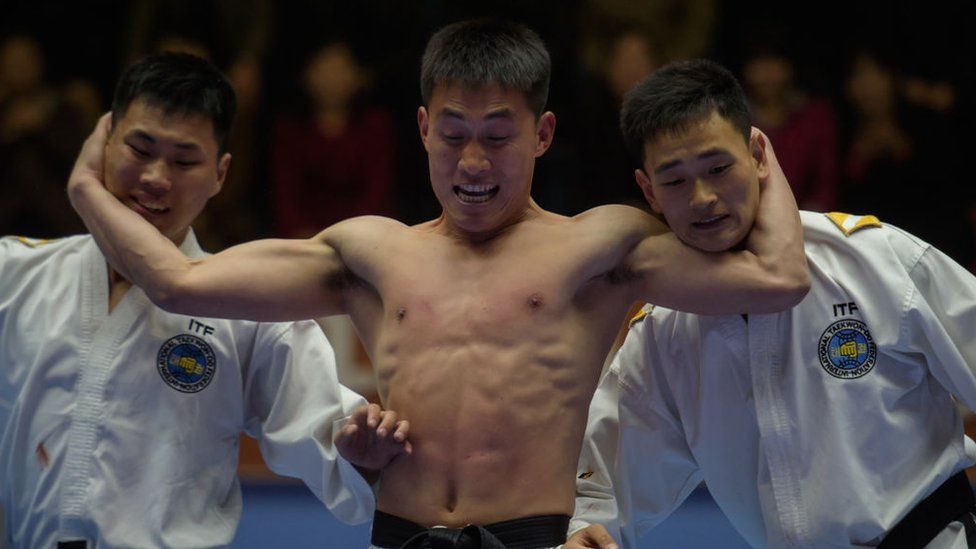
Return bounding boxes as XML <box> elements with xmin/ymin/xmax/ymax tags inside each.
<box><xmin>319</xmin><ymin>215</ymin><xmax>409</xmax><ymax>245</ymax></box>
<box><xmin>573</xmin><ymin>204</ymin><xmax>653</xmax><ymax>224</ymax></box>
<box><xmin>571</xmin><ymin>204</ymin><xmax>664</xmax><ymax>242</ymax></box>
<box><xmin>1</xmin><ymin>234</ymin><xmax>88</xmax><ymax>262</ymax></box>
<box><xmin>800</xmin><ymin>211</ymin><xmax>936</xmax><ymax>286</ymax></box>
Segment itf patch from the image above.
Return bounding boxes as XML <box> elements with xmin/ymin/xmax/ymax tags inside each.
<box><xmin>157</xmin><ymin>334</ymin><xmax>216</xmax><ymax>393</ymax></box>
<box><xmin>818</xmin><ymin>319</ymin><xmax>877</xmax><ymax>379</ymax></box>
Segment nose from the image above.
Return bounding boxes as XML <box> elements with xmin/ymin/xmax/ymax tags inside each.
<box><xmin>689</xmin><ymin>178</ymin><xmax>717</xmax><ymax>209</ymax></box>
<box><xmin>139</xmin><ymin>159</ymin><xmax>172</xmax><ymax>195</ymax></box>
<box><xmin>458</xmin><ymin>142</ymin><xmax>490</xmax><ymax>178</ymax></box>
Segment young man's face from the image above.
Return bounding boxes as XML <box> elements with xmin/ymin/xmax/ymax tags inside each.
<box><xmin>105</xmin><ymin>97</ymin><xmax>230</xmax><ymax>243</ymax></box>
<box><xmin>418</xmin><ymin>81</ymin><xmax>554</xmax><ymax>235</ymax></box>
<box><xmin>636</xmin><ymin>111</ymin><xmax>766</xmax><ymax>252</ymax></box>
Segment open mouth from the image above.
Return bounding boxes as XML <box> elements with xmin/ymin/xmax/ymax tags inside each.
<box><xmin>132</xmin><ymin>197</ymin><xmax>170</xmax><ymax>216</ymax></box>
<box><xmin>453</xmin><ymin>184</ymin><xmax>499</xmax><ymax>204</ymax></box>
<box><xmin>691</xmin><ymin>214</ymin><xmax>729</xmax><ymax>228</ymax></box>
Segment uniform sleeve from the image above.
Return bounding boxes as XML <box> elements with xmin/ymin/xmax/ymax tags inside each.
<box><xmin>905</xmin><ymin>244</ymin><xmax>976</xmax><ymax>409</ymax></box>
<box><xmin>242</xmin><ymin>319</ymin><xmax>374</xmax><ymax>524</ymax></box>
<box><xmin>571</xmin><ymin>362</ymin><xmax>625</xmax><ymax>538</ymax></box>
<box><xmin>573</xmin><ymin>316</ymin><xmax>702</xmax><ymax>545</ymax></box>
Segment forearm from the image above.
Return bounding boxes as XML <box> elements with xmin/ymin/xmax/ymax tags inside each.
<box><xmin>68</xmin><ymin>179</ymin><xmax>190</xmax><ymax>302</ymax></box>
<box><xmin>744</xmin><ymin>134</ymin><xmax>810</xmax><ymax>301</ymax></box>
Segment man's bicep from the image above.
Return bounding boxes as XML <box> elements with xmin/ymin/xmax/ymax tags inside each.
<box><xmin>172</xmin><ymin>237</ymin><xmax>348</xmax><ymax>321</ymax></box>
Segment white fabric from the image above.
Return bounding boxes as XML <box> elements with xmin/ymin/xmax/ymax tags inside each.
<box><xmin>0</xmin><ymin>233</ymin><xmax>374</xmax><ymax>548</ymax></box>
<box><xmin>574</xmin><ymin>211</ymin><xmax>976</xmax><ymax>548</ymax></box>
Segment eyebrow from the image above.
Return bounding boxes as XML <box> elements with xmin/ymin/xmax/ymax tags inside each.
<box><xmin>439</xmin><ymin>107</ymin><xmax>515</xmax><ymax>122</ymax></box>
<box><xmin>128</xmin><ymin>129</ymin><xmax>203</xmax><ymax>152</ymax></box>
<box><xmin>653</xmin><ymin>147</ymin><xmax>731</xmax><ymax>174</ymax></box>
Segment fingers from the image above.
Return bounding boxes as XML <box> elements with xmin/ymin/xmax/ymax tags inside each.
<box><xmin>347</xmin><ymin>402</ymin><xmax>410</xmax><ymax>447</ymax></box>
<box><xmin>97</xmin><ymin>111</ymin><xmax>112</xmax><ymax>133</ymax></box>
<box><xmin>589</xmin><ymin>525</ymin><xmax>618</xmax><ymax>549</ymax></box>
<box><xmin>393</xmin><ymin>419</ymin><xmax>409</xmax><ymax>443</ymax></box>
<box><xmin>84</xmin><ymin>112</ymin><xmax>112</xmax><ymax>150</ymax></box>
<box><xmin>377</xmin><ymin>409</ymin><xmax>398</xmax><ymax>437</ymax></box>
<box><xmin>365</xmin><ymin>403</ymin><xmax>384</xmax><ymax>430</ymax></box>
<box><xmin>566</xmin><ymin>525</ymin><xmax>618</xmax><ymax>549</ymax></box>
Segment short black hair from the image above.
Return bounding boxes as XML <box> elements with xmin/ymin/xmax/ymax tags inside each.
<box><xmin>421</xmin><ymin>18</ymin><xmax>550</xmax><ymax>116</ymax></box>
<box><xmin>620</xmin><ymin>59</ymin><xmax>751</xmax><ymax>166</ymax></box>
<box><xmin>111</xmin><ymin>52</ymin><xmax>236</xmax><ymax>154</ymax></box>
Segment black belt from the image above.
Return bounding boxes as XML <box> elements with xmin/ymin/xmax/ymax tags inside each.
<box><xmin>57</xmin><ymin>542</ymin><xmax>87</xmax><ymax>549</ymax></box>
<box><xmin>370</xmin><ymin>510</ymin><xmax>569</xmax><ymax>549</ymax></box>
<box><xmin>879</xmin><ymin>471</ymin><xmax>976</xmax><ymax>549</ymax></box>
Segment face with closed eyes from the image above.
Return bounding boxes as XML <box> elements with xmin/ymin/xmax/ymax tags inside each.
<box><xmin>418</xmin><ymin>81</ymin><xmax>555</xmax><ymax>238</ymax></box>
<box><xmin>636</xmin><ymin>111</ymin><xmax>766</xmax><ymax>252</ymax></box>
<box><xmin>105</xmin><ymin>97</ymin><xmax>230</xmax><ymax>243</ymax></box>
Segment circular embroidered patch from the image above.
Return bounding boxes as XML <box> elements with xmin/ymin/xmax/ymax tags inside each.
<box><xmin>818</xmin><ymin>319</ymin><xmax>877</xmax><ymax>379</ymax></box>
<box><xmin>157</xmin><ymin>334</ymin><xmax>217</xmax><ymax>393</ymax></box>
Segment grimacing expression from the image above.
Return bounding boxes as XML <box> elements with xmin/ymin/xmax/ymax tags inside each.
<box><xmin>636</xmin><ymin>111</ymin><xmax>767</xmax><ymax>252</ymax></box>
<box><xmin>105</xmin><ymin>97</ymin><xmax>230</xmax><ymax>243</ymax></box>
<box><xmin>418</xmin><ymin>82</ymin><xmax>555</xmax><ymax>236</ymax></box>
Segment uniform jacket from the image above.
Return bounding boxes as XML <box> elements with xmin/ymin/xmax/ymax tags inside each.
<box><xmin>574</xmin><ymin>211</ymin><xmax>976</xmax><ymax>548</ymax></box>
<box><xmin>0</xmin><ymin>233</ymin><xmax>374</xmax><ymax>548</ymax></box>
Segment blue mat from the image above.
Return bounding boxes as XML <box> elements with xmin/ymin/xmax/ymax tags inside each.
<box><xmin>231</xmin><ymin>483</ymin><xmax>750</xmax><ymax>548</ymax></box>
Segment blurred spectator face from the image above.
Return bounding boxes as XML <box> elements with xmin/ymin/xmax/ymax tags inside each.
<box><xmin>846</xmin><ymin>54</ymin><xmax>896</xmax><ymax>118</ymax></box>
<box><xmin>418</xmin><ymin>81</ymin><xmax>554</xmax><ymax>235</ymax></box>
<box><xmin>305</xmin><ymin>43</ymin><xmax>364</xmax><ymax>110</ymax></box>
<box><xmin>742</xmin><ymin>54</ymin><xmax>793</xmax><ymax>105</ymax></box>
<box><xmin>0</xmin><ymin>34</ymin><xmax>45</xmax><ymax>93</ymax></box>
<box><xmin>105</xmin><ymin>97</ymin><xmax>230</xmax><ymax>243</ymax></box>
<box><xmin>635</xmin><ymin>111</ymin><xmax>765</xmax><ymax>253</ymax></box>
<box><xmin>606</xmin><ymin>33</ymin><xmax>657</xmax><ymax>100</ymax></box>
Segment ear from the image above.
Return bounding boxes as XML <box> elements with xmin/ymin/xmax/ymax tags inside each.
<box><xmin>634</xmin><ymin>168</ymin><xmax>662</xmax><ymax>214</ymax></box>
<box><xmin>417</xmin><ymin>106</ymin><xmax>431</xmax><ymax>152</ymax></box>
<box><xmin>211</xmin><ymin>152</ymin><xmax>231</xmax><ymax>197</ymax></box>
<box><xmin>749</xmin><ymin>127</ymin><xmax>770</xmax><ymax>180</ymax></box>
<box><xmin>534</xmin><ymin>111</ymin><xmax>556</xmax><ymax>157</ymax></box>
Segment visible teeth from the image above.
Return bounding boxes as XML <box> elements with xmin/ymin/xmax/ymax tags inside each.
<box><xmin>459</xmin><ymin>184</ymin><xmax>494</xmax><ymax>194</ymax></box>
<box><xmin>138</xmin><ymin>200</ymin><xmax>168</xmax><ymax>213</ymax></box>
<box><xmin>454</xmin><ymin>184</ymin><xmax>498</xmax><ymax>204</ymax></box>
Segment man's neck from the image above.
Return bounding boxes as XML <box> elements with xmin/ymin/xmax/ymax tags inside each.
<box><xmin>107</xmin><ymin>266</ymin><xmax>133</xmax><ymax>313</ymax></box>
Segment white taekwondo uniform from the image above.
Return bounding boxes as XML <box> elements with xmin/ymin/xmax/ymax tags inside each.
<box><xmin>573</xmin><ymin>211</ymin><xmax>976</xmax><ymax>548</ymax></box>
<box><xmin>0</xmin><ymin>232</ymin><xmax>374</xmax><ymax>548</ymax></box>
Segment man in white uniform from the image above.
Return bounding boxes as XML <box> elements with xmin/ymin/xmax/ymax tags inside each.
<box><xmin>0</xmin><ymin>52</ymin><xmax>407</xmax><ymax>548</ymax></box>
<box><xmin>567</xmin><ymin>59</ymin><xmax>976</xmax><ymax>548</ymax></box>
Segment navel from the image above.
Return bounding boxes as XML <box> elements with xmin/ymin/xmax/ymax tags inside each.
<box><xmin>395</xmin><ymin>307</ymin><xmax>407</xmax><ymax>322</ymax></box>
<box><xmin>527</xmin><ymin>293</ymin><xmax>544</xmax><ymax>309</ymax></box>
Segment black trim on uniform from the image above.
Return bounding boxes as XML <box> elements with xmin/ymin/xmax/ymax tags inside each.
<box><xmin>879</xmin><ymin>471</ymin><xmax>976</xmax><ymax>549</ymax></box>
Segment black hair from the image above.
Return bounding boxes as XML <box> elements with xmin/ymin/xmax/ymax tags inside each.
<box><xmin>421</xmin><ymin>18</ymin><xmax>550</xmax><ymax>116</ymax></box>
<box><xmin>111</xmin><ymin>52</ymin><xmax>236</xmax><ymax>154</ymax></box>
<box><xmin>620</xmin><ymin>59</ymin><xmax>751</xmax><ymax>166</ymax></box>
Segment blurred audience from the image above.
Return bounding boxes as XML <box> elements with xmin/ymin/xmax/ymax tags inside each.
<box><xmin>742</xmin><ymin>43</ymin><xmax>839</xmax><ymax>211</ymax></box>
<box><xmin>841</xmin><ymin>50</ymin><xmax>973</xmax><ymax>268</ymax></box>
<box><xmin>566</xmin><ymin>28</ymin><xmax>661</xmax><ymax>213</ymax></box>
<box><xmin>0</xmin><ymin>33</ymin><xmax>99</xmax><ymax>237</ymax></box>
<box><xmin>270</xmin><ymin>41</ymin><xmax>395</xmax><ymax>238</ymax></box>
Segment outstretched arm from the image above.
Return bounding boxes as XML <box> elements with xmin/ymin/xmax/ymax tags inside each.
<box><xmin>67</xmin><ymin>114</ymin><xmax>355</xmax><ymax>321</ymax></box>
<box><xmin>627</xmin><ymin>130</ymin><xmax>809</xmax><ymax>314</ymax></box>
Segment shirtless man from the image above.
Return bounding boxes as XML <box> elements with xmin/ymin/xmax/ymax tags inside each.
<box><xmin>68</xmin><ymin>19</ymin><xmax>808</xmax><ymax>548</ymax></box>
